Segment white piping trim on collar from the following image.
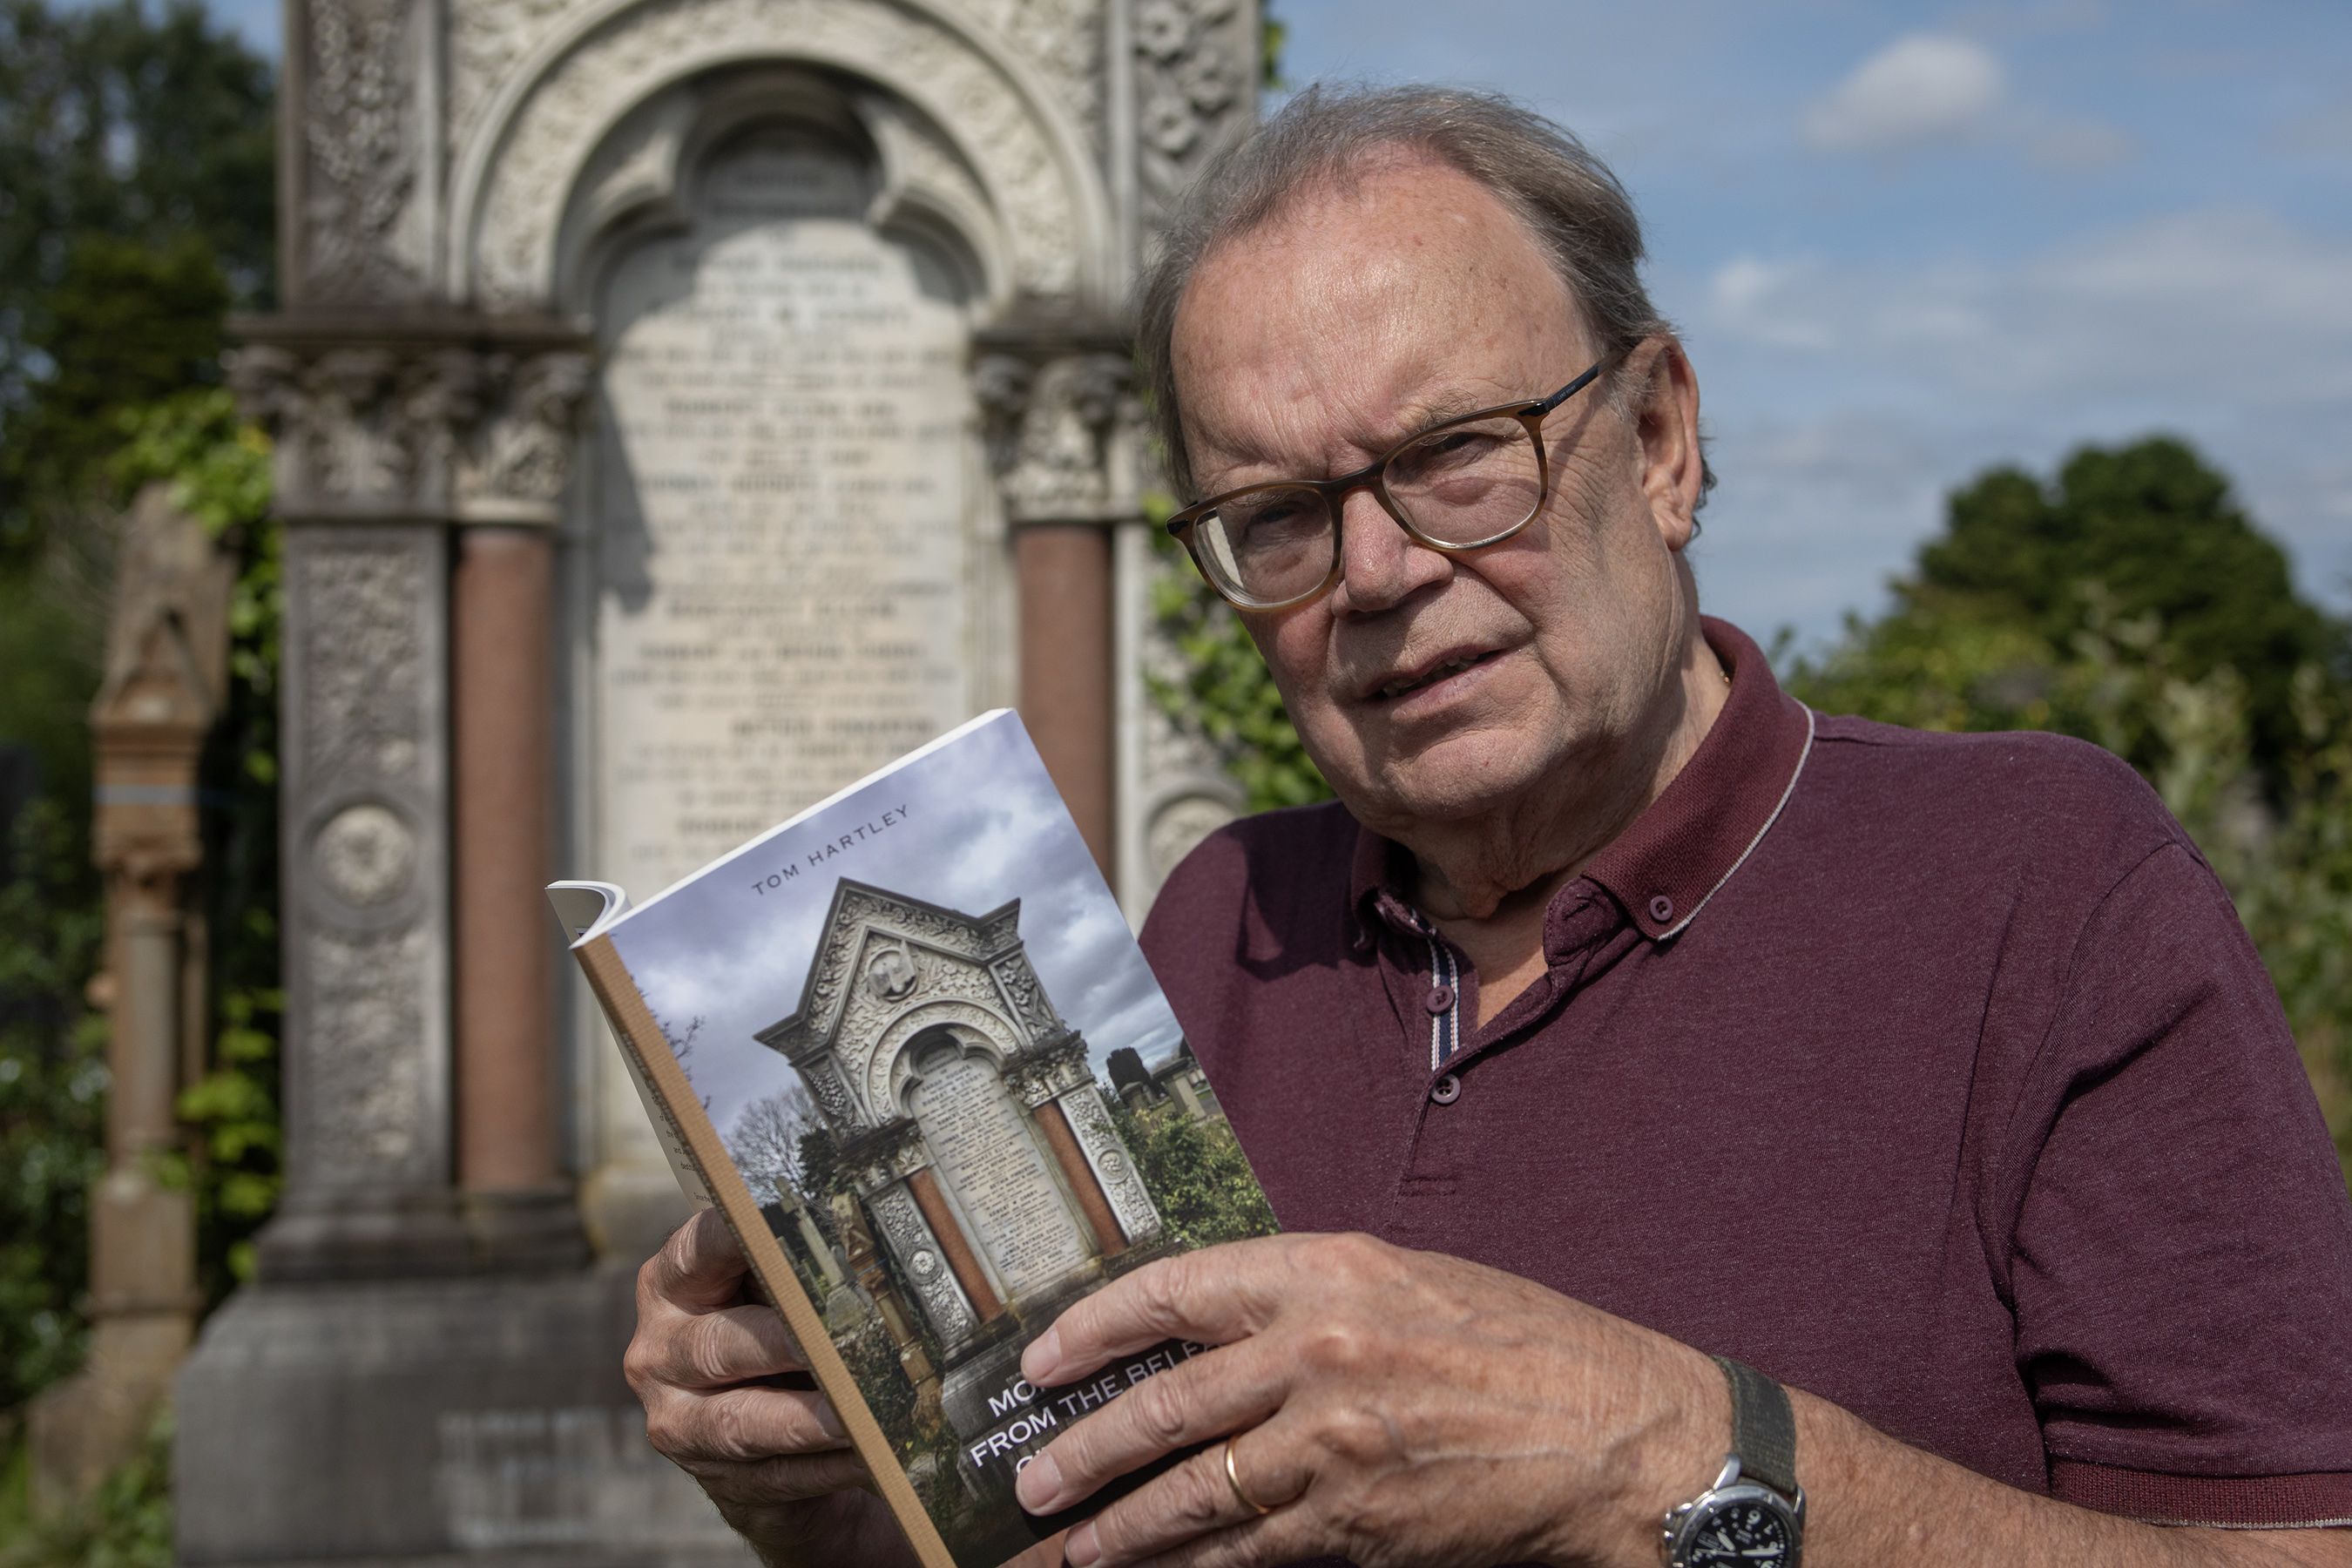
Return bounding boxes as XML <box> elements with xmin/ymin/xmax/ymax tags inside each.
<box><xmin>1655</xmin><ymin>705</ymin><xmax>1816</xmax><ymax>943</ymax></box>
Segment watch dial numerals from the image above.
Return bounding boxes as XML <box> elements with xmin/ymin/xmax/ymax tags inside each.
<box><xmin>1686</xmin><ymin>1500</ymin><xmax>1792</xmax><ymax>1566</ymax></box>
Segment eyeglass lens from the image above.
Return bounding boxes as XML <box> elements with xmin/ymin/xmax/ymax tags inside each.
<box><xmin>1193</xmin><ymin>415</ymin><xmax>1545</xmax><ymax>605</ymax></box>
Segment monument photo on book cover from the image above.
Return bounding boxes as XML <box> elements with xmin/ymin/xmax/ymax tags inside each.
<box><xmin>593</xmin><ymin>712</ymin><xmax>1274</xmax><ymax>1565</ymax></box>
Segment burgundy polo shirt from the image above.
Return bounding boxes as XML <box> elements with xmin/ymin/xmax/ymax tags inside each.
<box><xmin>1139</xmin><ymin>618</ymin><xmax>2352</xmax><ymax>1528</ymax></box>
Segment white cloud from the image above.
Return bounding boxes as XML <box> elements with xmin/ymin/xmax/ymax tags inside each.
<box><xmin>1802</xmin><ymin>35</ymin><xmax>2006</xmax><ymax>152</ymax></box>
<box><xmin>1687</xmin><ymin>208</ymin><xmax>2352</xmax><ymax>644</ymax></box>
<box><xmin>1704</xmin><ymin>208</ymin><xmax>2352</xmax><ymax>403</ymax></box>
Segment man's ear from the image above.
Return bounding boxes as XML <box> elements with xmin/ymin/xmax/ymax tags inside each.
<box><xmin>1634</xmin><ymin>340</ymin><xmax>1704</xmax><ymax>551</ymax></box>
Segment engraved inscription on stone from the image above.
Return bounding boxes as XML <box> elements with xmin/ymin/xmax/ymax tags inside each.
<box><xmin>911</xmin><ymin>1049</ymin><xmax>1088</xmax><ymax>1301</ymax></box>
<box><xmin>596</xmin><ymin>129</ymin><xmax>976</xmax><ymax>892</ymax></box>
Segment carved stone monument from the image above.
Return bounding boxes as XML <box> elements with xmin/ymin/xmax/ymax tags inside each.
<box><xmin>757</xmin><ymin>880</ymin><xmax>1166</xmax><ymax>1487</ymax></box>
<box><xmin>30</xmin><ymin>487</ymin><xmax>232</xmax><ymax>1508</ymax></box>
<box><xmin>177</xmin><ymin>2</ymin><xmax>1259</xmax><ymax>1564</ymax></box>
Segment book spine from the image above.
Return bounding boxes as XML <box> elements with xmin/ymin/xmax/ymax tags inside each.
<box><xmin>575</xmin><ymin>933</ymin><xmax>957</xmax><ymax>1568</ymax></box>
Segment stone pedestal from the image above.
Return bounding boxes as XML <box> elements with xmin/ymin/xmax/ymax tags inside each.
<box><xmin>30</xmin><ymin>486</ymin><xmax>230</xmax><ymax>1506</ymax></box>
<box><xmin>175</xmin><ymin>1267</ymin><xmax>756</xmax><ymax>1567</ymax></box>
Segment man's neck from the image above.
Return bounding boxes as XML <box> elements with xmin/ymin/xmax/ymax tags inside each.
<box><xmin>1392</xmin><ymin>630</ymin><xmax>1731</xmax><ymax>930</ymax></box>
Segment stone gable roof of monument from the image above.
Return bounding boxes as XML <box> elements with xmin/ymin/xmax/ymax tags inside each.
<box><xmin>754</xmin><ymin>877</ymin><xmax>1022</xmax><ymax>1059</ymax></box>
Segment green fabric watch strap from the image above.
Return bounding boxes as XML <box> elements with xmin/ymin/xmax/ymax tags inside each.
<box><xmin>1712</xmin><ymin>1355</ymin><xmax>1799</xmax><ymax>1501</ymax></box>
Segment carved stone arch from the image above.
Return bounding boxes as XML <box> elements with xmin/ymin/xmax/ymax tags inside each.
<box><xmin>868</xmin><ymin>998</ymin><xmax>1021</xmax><ymax>1120</ymax></box>
<box><xmin>448</xmin><ymin>0</ymin><xmax>1116</xmax><ymax>313</ymax></box>
<box><xmin>550</xmin><ymin>64</ymin><xmax>1004</xmax><ymax>316</ymax></box>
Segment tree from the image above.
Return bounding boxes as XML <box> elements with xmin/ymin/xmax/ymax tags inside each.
<box><xmin>727</xmin><ymin>1086</ymin><xmax>818</xmax><ymax>1207</ymax></box>
<box><xmin>1915</xmin><ymin>437</ymin><xmax>2344</xmax><ymax>776</ymax></box>
<box><xmin>0</xmin><ymin>0</ymin><xmax>274</xmax><ymax>560</ymax></box>
<box><xmin>1790</xmin><ymin>438</ymin><xmax>2352</xmax><ymax>1183</ymax></box>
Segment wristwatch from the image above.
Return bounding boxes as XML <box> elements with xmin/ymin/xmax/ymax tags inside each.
<box><xmin>1660</xmin><ymin>1355</ymin><xmax>1805</xmax><ymax>1568</ymax></box>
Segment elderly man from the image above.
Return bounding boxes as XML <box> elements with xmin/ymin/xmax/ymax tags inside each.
<box><xmin>625</xmin><ymin>86</ymin><xmax>2352</xmax><ymax>1568</ymax></box>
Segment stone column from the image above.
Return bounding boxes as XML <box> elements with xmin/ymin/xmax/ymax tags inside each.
<box><xmin>222</xmin><ymin>323</ymin><xmax>593</xmax><ymax>1280</ymax></box>
<box><xmin>451</xmin><ymin>523</ymin><xmax>588</xmax><ymax>1266</ymax></box>
<box><xmin>1017</xmin><ymin>526</ymin><xmax>1116</xmax><ymax>871</ymax></box>
<box><xmin>977</xmin><ymin>338</ymin><xmax>1138</xmax><ymax>884</ymax></box>
<box><xmin>31</xmin><ymin>487</ymin><xmax>232</xmax><ymax>1504</ymax></box>
<box><xmin>1031</xmin><ymin>1098</ymin><xmax>1126</xmax><ymax>1256</ymax></box>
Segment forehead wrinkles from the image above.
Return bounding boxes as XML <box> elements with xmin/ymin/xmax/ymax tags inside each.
<box><xmin>1173</xmin><ymin>166</ymin><xmax>1578</xmax><ymax>482</ymax></box>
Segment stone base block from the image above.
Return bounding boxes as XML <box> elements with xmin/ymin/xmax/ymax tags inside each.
<box><xmin>29</xmin><ymin>1313</ymin><xmax>192</xmax><ymax>1511</ymax></box>
<box><xmin>173</xmin><ymin>1266</ymin><xmax>758</xmax><ymax>1567</ymax></box>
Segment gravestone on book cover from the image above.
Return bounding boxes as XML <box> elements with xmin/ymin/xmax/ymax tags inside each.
<box><xmin>590</xmin><ymin>712</ymin><xmax>1274</xmax><ymax>1565</ymax></box>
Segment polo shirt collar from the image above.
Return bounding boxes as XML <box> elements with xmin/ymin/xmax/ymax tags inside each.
<box><xmin>1348</xmin><ymin>617</ymin><xmax>1815</xmax><ymax>947</ymax></box>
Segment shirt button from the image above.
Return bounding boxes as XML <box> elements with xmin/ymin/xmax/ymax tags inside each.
<box><xmin>1648</xmin><ymin>894</ymin><xmax>1675</xmax><ymax>923</ymax></box>
<box><xmin>1423</xmin><ymin>983</ymin><xmax>1455</xmax><ymax>1014</ymax></box>
<box><xmin>1429</xmin><ymin>1072</ymin><xmax>1462</xmax><ymax>1105</ymax></box>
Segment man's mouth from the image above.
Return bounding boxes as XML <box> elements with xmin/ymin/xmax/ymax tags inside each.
<box><xmin>1369</xmin><ymin>648</ymin><xmax>1501</xmax><ymax>702</ymax></box>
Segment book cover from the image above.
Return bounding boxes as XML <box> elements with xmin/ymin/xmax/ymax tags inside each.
<box><xmin>558</xmin><ymin>709</ymin><xmax>1278</xmax><ymax>1568</ymax></box>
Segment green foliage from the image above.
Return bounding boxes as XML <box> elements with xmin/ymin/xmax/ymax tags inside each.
<box><xmin>1916</xmin><ymin>437</ymin><xmax>2343</xmax><ymax>776</ymax></box>
<box><xmin>0</xmin><ymin>0</ymin><xmax>275</xmax><ymax>561</ymax></box>
<box><xmin>1145</xmin><ymin>517</ymin><xmax>1331</xmax><ymax>812</ymax></box>
<box><xmin>112</xmin><ymin>389</ymin><xmax>284</xmax><ymax>1294</ymax></box>
<box><xmin>1790</xmin><ymin>439</ymin><xmax>2352</xmax><ymax>1179</ymax></box>
<box><xmin>0</xmin><ymin>1409</ymin><xmax>173</xmax><ymax>1568</ymax></box>
<box><xmin>1111</xmin><ymin>1100</ymin><xmax>1279</xmax><ymax>1251</ymax></box>
<box><xmin>0</xmin><ymin>801</ymin><xmax>106</xmax><ymax>1414</ymax></box>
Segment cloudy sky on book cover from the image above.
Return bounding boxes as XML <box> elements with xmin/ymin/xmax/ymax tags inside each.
<box><xmin>605</xmin><ymin>711</ymin><xmax>1183</xmax><ymax>1136</ymax></box>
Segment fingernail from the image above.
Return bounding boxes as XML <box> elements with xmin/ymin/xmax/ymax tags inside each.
<box><xmin>1022</xmin><ymin>1328</ymin><xmax>1061</xmax><ymax>1383</ymax></box>
<box><xmin>1016</xmin><ymin>1450</ymin><xmax>1062</xmax><ymax>1512</ymax></box>
<box><xmin>815</xmin><ymin>1401</ymin><xmax>847</xmax><ymax>1440</ymax></box>
<box><xmin>1064</xmin><ymin>1520</ymin><xmax>1100</xmax><ymax>1568</ymax></box>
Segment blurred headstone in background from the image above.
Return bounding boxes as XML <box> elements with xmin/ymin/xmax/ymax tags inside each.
<box><xmin>30</xmin><ymin>484</ymin><xmax>232</xmax><ymax>1507</ymax></box>
<box><xmin>175</xmin><ymin>2</ymin><xmax>1261</xmax><ymax>1563</ymax></box>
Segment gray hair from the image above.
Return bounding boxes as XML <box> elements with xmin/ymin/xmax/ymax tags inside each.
<box><xmin>1136</xmin><ymin>83</ymin><xmax>1713</xmax><ymax>508</ymax></box>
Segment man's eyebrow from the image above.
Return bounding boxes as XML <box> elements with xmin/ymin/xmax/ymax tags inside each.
<box><xmin>1380</xmin><ymin>386</ymin><xmax>1505</xmax><ymax>443</ymax></box>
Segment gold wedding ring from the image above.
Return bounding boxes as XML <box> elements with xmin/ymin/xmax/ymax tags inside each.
<box><xmin>1222</xmin><ymin>1436</ymin><xmax>1274</xmax><ymax>1517</ymax></box>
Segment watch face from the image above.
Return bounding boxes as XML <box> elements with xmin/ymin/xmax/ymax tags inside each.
<box><xmin>1685</xmin><ymin>1499</ymin><xmax>1794</xmax><ymax>1566</ymax></box>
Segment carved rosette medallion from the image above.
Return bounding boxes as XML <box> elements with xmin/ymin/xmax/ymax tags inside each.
<box><xmin>867</xmin><ymin>1185</ymin><xmax>977</xmax><ymax>1347</ymax></box>
<box><xmin>464</xmin><ymin>0</ymin><xmax>1088</xmax><ymax>308</ymax></box>
<box><xmin>1060</xmin><ymin>1084</ymin><xmax>1163</xmax><ymax>1245</ymax></box>
<box><xmin>312</xmin><ymin>803</ymin><xmax>418</xmax><ymax>908</ymax></box>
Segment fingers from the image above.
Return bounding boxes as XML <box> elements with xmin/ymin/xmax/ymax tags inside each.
<box><xmin>703</xmin><ymin>1445</ymin><xmax>875</xmax><ymax>1508</ymax></box>
<box><xmin>630</xmin><ymin>1301</ymin><xmax>808</xmax><ymax>1392</ymax></box>
<box><xmin>645</xmin><ymin>1382</ymin><xmax>851</xmax><ymax>1467</ymax></box>
<box><xmin>1016</xmin><ymin>1342</ymin><xmax>1287</xmax><ymax>1517</ymax></box>
<box><xmin>1024</xmin><ymin>1239</ymin><xmax>1298</xmax><ymax>1388</ymax></box>
<box><xmin>1065</xmin><ymin>1427</ymin><xmax>1305</xmax><ymax>1568</ymax></box>
<box><xmin>638</xmin><ymin>1206</ymin><xmax>752</xmax><ymax>1315</ymax></box>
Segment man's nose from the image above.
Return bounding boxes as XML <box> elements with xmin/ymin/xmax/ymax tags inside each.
<box><xmin>1328</xmin><ymin>487</ymin><xmax>1450</xmax><ymax>616</ymax></box>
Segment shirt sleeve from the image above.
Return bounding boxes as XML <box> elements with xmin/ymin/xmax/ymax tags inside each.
<box><xmin>2000</xmin><ymin>841</ymin><xmax>2352</xmax><ymax>1527</ymax></box>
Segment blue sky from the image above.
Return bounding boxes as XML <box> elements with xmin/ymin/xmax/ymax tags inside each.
<box><xmin>1273</xmin><ymin>0</ymin><xmax>2352</xmax><ymax>646</ymax></box>
<box><xmin>197</xmin><ymin>0</ymin><xmax>2350</xmax><ymax>648</ymax></box>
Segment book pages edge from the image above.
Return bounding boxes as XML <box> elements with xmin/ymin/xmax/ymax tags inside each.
<box><xmin>577</xmin><ymin>931</ymin><xmax>962</xmax><ymax>1568</ymax></box>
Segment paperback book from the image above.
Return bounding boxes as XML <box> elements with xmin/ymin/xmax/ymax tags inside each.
<box><xmin>551</xmin><ymin>708</ymin><xmax>1278</xmax><ymax>1568</ymax></box>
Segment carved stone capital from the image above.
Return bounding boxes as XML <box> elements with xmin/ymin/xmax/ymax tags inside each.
<box><xmin>974</xmin><ymin>340</ymin><xmax>1140</xmax><ymax>524</ymax></box>
<box><xmin>227</xmin><ymin>322</ymin><xmax>593</xmax><ymax>522</ymax></box>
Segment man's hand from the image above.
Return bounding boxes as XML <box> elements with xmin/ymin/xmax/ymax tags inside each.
<box><xmin>1010</xmin><ymin>1231</ymin><xmax>1720</xmax><ymax>1568</ymax></box>
<box><xmin>1009</xmin><ymin>1230</ymin><xmax>2352</xmax><ymax>1568</ymax></box>
<box><xmin>625</xmin><ymin>1207</ymin><xmax>910</xmax><ymax>1568</ymax></box>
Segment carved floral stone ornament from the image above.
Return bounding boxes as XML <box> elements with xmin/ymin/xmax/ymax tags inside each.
<box><xmin>314</xmin><ymin>802</ymin><xmax>419</xmax><ymax>908</ymax></box>
<box><xmin>226</xmin><ymin>335</ymin><xmax>592</xmax><ymax>519</ymax></box>
<box><xmin>868</xmin><ymin>944</ymin><xmax>918</xmax><ymax>1002</ymax></box>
